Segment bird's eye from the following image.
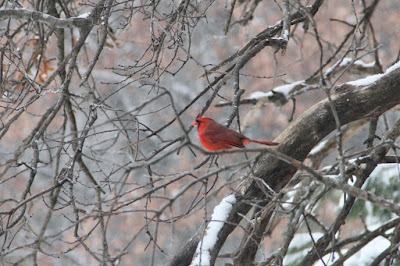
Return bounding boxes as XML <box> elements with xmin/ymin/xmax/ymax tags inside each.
<box><xmin>196</xmin><ymin>119</ymin><xmax>201</xmax><ymax>125</ymax></box>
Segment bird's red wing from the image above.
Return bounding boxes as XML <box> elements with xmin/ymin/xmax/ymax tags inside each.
<box><xmin>213</xmin><ymin>130</ymin><xmax>245</xmax><ymax>148</ymax></box>
<box><xmin>200</xmin><ymin>125</ymin><xmax>245</xmax><ymax>150</ymax></box>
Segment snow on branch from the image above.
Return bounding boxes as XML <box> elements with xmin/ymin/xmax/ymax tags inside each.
<box><xmin>215</xmin><ymin>80</ymin><xmax>305</xmax><ymax>108</ymax></box>
<box><xmin>248</xmin><ymin>80</ymin><xmax>304</xmax><ymax>99</ymax></box>
<box><xmin>247</xmin><ymin>80</ymin><xmax>304</xmax><ymax>105</ymax></box>
<box><xmin>325</xmin><ymin>57</ymin><xmax>380</xmax><ymax>78</ymax></box>
<box><xmin>0</xmin><ymin>9</ymin><xmax>91</xmax><ymax>28</ymax></box>
<box><xmin>347</xmin><ymin>60</ymin><xmax>400</xmax><ymax>87</ymax></box>
<box><xmin>190</xmin><ymin>195</ymin><xmax>237</xmax><ymax>266</ymax></box>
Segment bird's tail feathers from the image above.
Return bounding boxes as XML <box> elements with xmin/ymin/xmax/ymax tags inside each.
<box><xmin>243</xmin><ymin>139</ymin><xmax>279</xmax><ymax>146</ymax></box>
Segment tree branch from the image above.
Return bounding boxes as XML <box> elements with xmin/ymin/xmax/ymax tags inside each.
<box><xmin>0</xmin><ymin>9</ymin><xmax>92</xmax><ymax>28</ymax></box>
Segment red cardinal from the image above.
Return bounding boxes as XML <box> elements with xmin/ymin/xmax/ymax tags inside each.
<box><xmin>192</xmin><ymin>117</ymin><xmax>279</xmax><ymax>151</ymax></box>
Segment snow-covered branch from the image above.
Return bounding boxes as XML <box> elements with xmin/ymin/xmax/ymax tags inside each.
<box><xmin>190</xmin><ymin>195</ymin><xmax>236</xmax><ymax>266</ymax></box>
<box><xmin>346</xmin><ymin>60</ymin><xmax>400</xmax><ymax>86</ymax></box>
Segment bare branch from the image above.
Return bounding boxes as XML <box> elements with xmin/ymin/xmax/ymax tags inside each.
<box><xmin>0</xmin><ymin>9</ymin><xmax>91</xmax><ymax>28</ymax></box>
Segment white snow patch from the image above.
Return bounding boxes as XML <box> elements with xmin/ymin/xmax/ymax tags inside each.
<box><xmin>384</xmin><ymin>60</ymin><xmax>400</xmax><ymax>74</ymax></box>
<box><xmin>248</xmin><ymin>80</ymin><xmax>304</xmax><ymax>100</ymax></box>
<box><xmin>190</xmin><ymin>195</ymin><xmax>236</xmax><ymax>266</ymax></box>
<box><xmin>309</xmin><ymin>139</ymin><xmax>329</xmax><ymax>156</ymax></box>
<box><xmin>352</xmin><ymin>60</ymin><xmax>375</xmax><ymax>68</ymax></box>
<box><xmin>347</xmin><ymin>73</ymin><xmax>383</xmax><ymax>86</ymax></box>
<box><xmin>347</xmin><ymin>61</ymin><xmax>400</xmax><ymax>86</ymax></box>
<box><xmin>77</xmin><ymin>12</ymin><xmax>91</xmax><ymax>19</ymax></box>
<box><xmin>339</xmin><ymin>58</ymin><xmax>375</xmax><ymax>68</ymax></box>
<box><xmin>339</xmin><ymin>57</ymin><xmax>353</xmax><ymax>67</ymax></box>
<box><xmin>324</xmin><ymin>174</ymin><xmax>340</xmax><ymax>181</ymax></box>
<box><xmin>249</xmin><ymin>91</ymin><xmax>273</xmax><ymax>99</ymax></box>
<box><xmin>282</xmin><ymin>29</ymin><xmax>289</xmax><ymax>40</ymax></box>
<box><xmin>347</xmin><ymin>155</ymin><xmax>371</xmax><ymax>164</ymax></box>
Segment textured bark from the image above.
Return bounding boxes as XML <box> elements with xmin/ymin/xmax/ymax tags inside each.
<box><xmin>168</xmin><ymin>68</ymin><xmax>400</xmax><ymax>265</ymax></box>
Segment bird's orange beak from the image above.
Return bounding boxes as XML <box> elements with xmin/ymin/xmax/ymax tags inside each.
<box><xmin>192</xmin><ymin>121</ymin><xmax>198</xmax><ymax>127</ymax></box>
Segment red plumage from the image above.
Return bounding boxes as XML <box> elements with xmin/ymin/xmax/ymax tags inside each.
<box><xmin>192</xmin><ymin>117</ymin><xmax>279</xmax><ymax>151</ymax></box>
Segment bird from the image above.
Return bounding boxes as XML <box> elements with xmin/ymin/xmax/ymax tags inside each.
<box><xmin>192</xmin><ymin>117</ymin><xmax>279</xmax><ymax>151</ymax></box>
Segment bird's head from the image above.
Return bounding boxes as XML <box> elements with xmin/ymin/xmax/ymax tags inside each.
<box><xmin>192</xmin><ymin>117</ymin><xmax>215</xmax><ymax>128</ymax></box>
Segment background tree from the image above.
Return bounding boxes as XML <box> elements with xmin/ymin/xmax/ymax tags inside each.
<box><xmin>0</xmin><ymin>0</ymin><xmax>399</xmax><ymax>265</ymax></box>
